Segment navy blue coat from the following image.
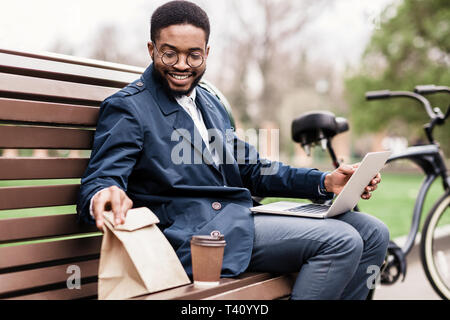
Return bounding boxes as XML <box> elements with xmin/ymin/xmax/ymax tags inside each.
<box><xmin>77</xmin><ymin>64</ymin><xmax>332</xmax><ymax>277</ymax></box>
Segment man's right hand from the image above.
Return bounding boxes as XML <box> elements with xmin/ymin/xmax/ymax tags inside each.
<box><xmin>92</xmin><ymin>186</ymin><xmax>133</xmax><ymax>231</ymax></box>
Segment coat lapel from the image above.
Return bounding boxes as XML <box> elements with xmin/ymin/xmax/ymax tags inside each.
<box><xmin>195</xmin><ymin>89</ymin><xmax>228</xmax><ymax>166</ymax></box>
<box><xmin>172</xmin><ymin>106</ymin><xmax>217</xmax><ymax>167</ymax></box>
<box><xmin>142</xmin><ymin>65</ymin><xmax>222</xmax><ymax>175</ymax></box>
<box><xmin>196</xmin><ymin>89</ymin><xmax>243</xmax><ymax>187</ymax></box>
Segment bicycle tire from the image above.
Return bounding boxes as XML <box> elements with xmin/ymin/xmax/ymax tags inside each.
<box><xmin>420</xmin><ymin>190</ymin><xmax>450</xmax><ymax>299</ymax></box>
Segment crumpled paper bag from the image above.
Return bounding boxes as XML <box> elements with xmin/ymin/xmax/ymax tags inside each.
<box><xmin>98</xmin><ymin>207</ymin><xmax>190</xmax><ymax>300</ymax></box>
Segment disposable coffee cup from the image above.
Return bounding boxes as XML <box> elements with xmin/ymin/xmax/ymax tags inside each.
<box><xmin>190</xmin><ymin>232</ymin><xmax>226</xmax><ymax>287</ymax></box>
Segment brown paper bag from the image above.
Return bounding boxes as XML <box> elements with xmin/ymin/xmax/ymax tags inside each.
<box><xmin>98</xmin><ymin>207</ymin><xmax>191</xmax><ymax>300</ymax></box>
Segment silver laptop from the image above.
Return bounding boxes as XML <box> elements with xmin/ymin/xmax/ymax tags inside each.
<box><xmin>250</xmin><ymin>151</ymin><xmax>391</xmax><ymax>219</ymax></box>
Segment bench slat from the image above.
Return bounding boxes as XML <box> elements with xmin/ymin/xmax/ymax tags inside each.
<box><xmin>0</xmin><ymin>259</ymin><xmax>99</xmax><ymax>297</ymax></box>
<box><xmin>0</xmin><ymin>126</ymin><xmax>94</xmax><ymax>149</ymax></box>
<box><xmin>0</xmin><ymin>184</ymin><xmax>80</xmax><ymax>210</ymax></box>
<box><xmin>135</xmin><ymin>273</ymin><xmax>275</xmax><ymax>300</ymax></box>
<box><xmin>6</xmin><ymin>281</ymin><xmax>98</xmax><ymax>300</ymax></box>
<box><xmin>0</xmin><ymin>98</ymin><xmax>99</xmax><ymax>126</ymax></box>
<box><xmin>0</xmin><ymin>214</ymin><xmax>98</xmax><ymax>243</ymax></box>
<box><xmin>0</xmin><ymin>236</ymin><xmax>101</xmax><ymax>271</ymax></box>
<box><xmin>0</xmin><ymin>52</ymin><xmax>139</xmax><ymax>87</ymax></box>
<box><xmin>0</xmin><ymin>158</ymin><xmax>89</xmax><ymax>180</ymax></box>
<box><xmin>0</xmin><ymin>47</ymin><xmax>145</xmax><ymax>74</ymax></box>
<box><xmin>0</xmin><ymin>73</ymin><xmax>117</xmax><ymax>104</ymax></box>
<box><xmin>206</xmin><ymin>274</ymin><xmax>296</xmax><ymax>300</ymax></box>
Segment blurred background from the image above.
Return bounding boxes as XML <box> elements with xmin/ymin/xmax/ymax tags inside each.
<box><xmin>0</xmin><ymin>0</ymin><xmax>449</xmax><ymax>239</ymax></box>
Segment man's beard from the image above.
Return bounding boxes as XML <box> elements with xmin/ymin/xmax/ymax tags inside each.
<box><xmin>152</xmin><ymin>65</ymin><xmax>206</xmax><ymax>98</ymax></box>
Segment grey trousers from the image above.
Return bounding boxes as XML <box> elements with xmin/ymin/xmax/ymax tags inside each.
<box><xmin>246</xmin><ymin>210</ymin><xmax>390</xmax><ymax>300</ymax></box>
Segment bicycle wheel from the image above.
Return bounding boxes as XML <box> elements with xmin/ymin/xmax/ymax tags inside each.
<box><xmin>420</xmin><ymin>190</ymin><xmax>450</xmax><ymax>299</ymax></box>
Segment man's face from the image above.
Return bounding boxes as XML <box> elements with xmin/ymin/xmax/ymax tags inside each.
<box><xmin>148</xmin><ymin>24</ymin><xmax>210</xmax><ymax>96</ymax></box>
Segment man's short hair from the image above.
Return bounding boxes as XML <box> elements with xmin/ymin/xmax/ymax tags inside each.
<box><xmin>151</xmin><ymin>1</ymin><xmax>210</xmax><ymax>44</ymax></box>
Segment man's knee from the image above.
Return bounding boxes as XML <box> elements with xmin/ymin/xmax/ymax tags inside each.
<box><xmin>354</xmin><ymin>216</ymin><xmax>391</xmax><ymax>266</ymax></box>
<box><xmin>334</xmin><ymin>227</ymin><xmax>364</xmax><ymax>261</ymax></box>
<box><xmin>374</xmin><ymin>220</ymin><xmax>390</xmax><ymax>253</ymax></box>
<box><xmin>347</xmin><ymin>212</ymin><xmax>391</xmax><ymax>255</ymax></box>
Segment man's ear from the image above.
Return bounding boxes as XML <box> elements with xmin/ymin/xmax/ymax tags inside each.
<box><xmin>205</xmin><ymin>45</ymin><xmax>210</xmax><ymax>58</ymax></box>
<box><xmin>147</xmin><ymin>41</ymin><xmax>154</xmax><ymax>60</ymax></box>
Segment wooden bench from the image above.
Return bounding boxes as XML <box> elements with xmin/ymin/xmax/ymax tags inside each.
<box><xmin>0</xmin><ymin>47</ymin><xmax>296</xmax><ymax>300</ymax></box>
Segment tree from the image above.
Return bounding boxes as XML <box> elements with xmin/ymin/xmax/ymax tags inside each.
<box><xmin>88</xmin><ymin>25</ymin><xmax>146</xmax><ymax>67</ymax></box>
<box><xmin>219</xmin><ymin>0</ymin><xmax>331</xmax><ymax>127</ymax></box>
<box><xmin>345</xmin><ymin>0</ymin><xmax>450</xmax><ymax>152</ymax></box>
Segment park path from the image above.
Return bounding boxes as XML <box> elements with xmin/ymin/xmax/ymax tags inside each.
<box><xmin>373</xmin><ymin>237</ymin><xmax>442</xmax><ymax>300</ymax></box>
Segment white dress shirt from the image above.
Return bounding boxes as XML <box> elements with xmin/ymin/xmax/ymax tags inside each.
<box><xmin>175</xmin><ymin>90</ymin><xmax>207</xmax><ymax>147</ymax></box>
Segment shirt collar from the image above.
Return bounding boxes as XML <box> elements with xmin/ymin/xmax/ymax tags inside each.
<box><xmin>175</xmin><ymin>88</ymin><xmax>197</xmax><ymax>106</ymax></box>
<box><xmin>189</xmin><ymin>88</ymin><xmax>197</xmax><ymax>101</ymax></box>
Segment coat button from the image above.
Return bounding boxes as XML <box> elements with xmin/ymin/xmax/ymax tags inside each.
<box><xmin>212</xmin><ymin>202</ymin><xmax>222</xmax><ymax>210</ymax></box>
<box><xmin>136</xmin><ymin>81</ymin><xmax>144</xmax><ymax>87</ymax></box>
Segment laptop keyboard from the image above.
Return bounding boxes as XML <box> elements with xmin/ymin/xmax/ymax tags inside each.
<box><xmin>286</xmin><ymin>203</ymin><xmax>330</xmax><ymax>214</ymax></box>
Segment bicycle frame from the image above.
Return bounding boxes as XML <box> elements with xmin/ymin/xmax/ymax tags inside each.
<box><xmin>363</xmin><ymin>86</ymin><xmax>450</xmax><ymax>292</ymax></box>
<box><xmin>386</xmin><ymin>144</ymin><xmax>449</xmax><ymax>255</ymax></box>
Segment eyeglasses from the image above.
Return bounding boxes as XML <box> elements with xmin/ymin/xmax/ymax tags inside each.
<box><xmin>152</xmin><ymin>42</ymin><xmax>205</xmax><ymax>68</ymax></box>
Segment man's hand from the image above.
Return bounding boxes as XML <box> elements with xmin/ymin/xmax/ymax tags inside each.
<box><xmin>92</xmin><ymin>186</ymin><xmax>133</xmax><ymax>231</ymax></box>
<box><xmin>324</xmin><ymin>163</ymin><xmax>381</xmax><ymax>200</ymax></box>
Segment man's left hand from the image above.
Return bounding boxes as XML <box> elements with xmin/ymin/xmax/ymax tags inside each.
<box><xmin>324</xmin><ymin>163</ymin><xmax>381</xmax><ymax>200</ymax></box>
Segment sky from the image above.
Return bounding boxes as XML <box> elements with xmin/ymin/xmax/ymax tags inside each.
<box><xmin>0</xmin><ymin>0</ymin><xmax>396</xmax><ymax>71</ymax></box>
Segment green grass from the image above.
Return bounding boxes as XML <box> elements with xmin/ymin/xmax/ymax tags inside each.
<box><xmin>0</xmin><ymin>178</ymin><xmax>80</xmax><ymax>187</ymax></box>
<box><xmin>0</xmin><ymin>232</ymin><xmax>101</xmax><ymax>248</ymax></box>
<box><xmin>262</xmin><ymin>172</ymin><xmax>447</xmax><ymax>239</ymax></box>
<box><xmin>0</xmin><ymin>179</ymin><xmax>81</xmax><ymax>219</ymax></box>
<box><xmin>356</xmin><ymin>173</ymin><xmax>446</xmax><ymax>239</ymax></box>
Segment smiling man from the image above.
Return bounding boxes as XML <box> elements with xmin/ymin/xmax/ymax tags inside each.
<box><xmin>77</xmin><ymin>0</ymin><xmax>389</xmax><ymax>300</ymax></box>
<box><xmin>149</xmin><ymin>23</ymin><xmax>208</xmax><ymax>96</ymax></box>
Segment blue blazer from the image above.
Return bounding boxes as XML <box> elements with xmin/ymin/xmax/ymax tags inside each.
<box><xmin>77</xmin><ymin>64</ymin><xmax>331</xmax><ymax>277</ymax></box>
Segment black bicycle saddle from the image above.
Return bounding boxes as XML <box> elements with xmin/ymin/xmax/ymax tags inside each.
<box><xmin>291</xmin><ymin>111</ymin><xmax>349</xmax><ymax>146</ymax></box>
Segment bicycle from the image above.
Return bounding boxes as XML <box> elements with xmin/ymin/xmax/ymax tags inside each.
<box><xmin>365</xmin><ymin>85</ymin><xmax>450</xmax><ymax>299</ymax></box>
<box><xmin>291</xmin><ymin>85</ymin><xmax>449</xmax><ymax>299</ymax></box>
